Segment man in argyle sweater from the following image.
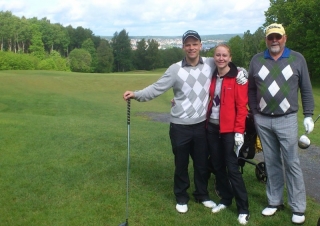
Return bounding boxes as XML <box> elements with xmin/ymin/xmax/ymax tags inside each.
<box><xmin>248</xmin><ymin>23</ymin><xmax>314</xmax><ymax>224</ymax></box>
<box><xmin>123</xmin><ymin>30</ymin><xmax>247</xmax><ymax>214</ymax></box>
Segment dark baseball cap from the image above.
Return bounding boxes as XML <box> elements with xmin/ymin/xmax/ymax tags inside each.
<box><xmin>182</xmin><ymin>30</ymin><xmax>201</xmax><ymax>43</ymax></box>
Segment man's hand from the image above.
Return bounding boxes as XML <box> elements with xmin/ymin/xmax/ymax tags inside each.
<box><xmin>236</xmin><ymin>67</ymin><xmax>248</xmax><ymax>85</ymax></box>
<box><xmin>304</xmin><ymin>117</ymin><xmax>314</xmax><ymax>134</ymax></box>
<box><xmin>123</xmin><ymin>91</ymin><xmax>134</xmax><ymax>101</ymax></box>
<box><xmin>235</xmin><ymin>133</ymin><xmax>244</xmax><ymax>146</ymax></box>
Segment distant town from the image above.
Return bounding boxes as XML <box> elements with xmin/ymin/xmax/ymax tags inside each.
<box><xmin>102</xmin><ymin>34</ymin><xmax>241</xmax><ymax>50</ymax></box>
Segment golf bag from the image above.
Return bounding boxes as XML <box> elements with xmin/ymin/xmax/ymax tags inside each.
<box><xmin>237</xmin><ymin>112</ymin><xmax>258</xmax><ymax>167</ymax></box>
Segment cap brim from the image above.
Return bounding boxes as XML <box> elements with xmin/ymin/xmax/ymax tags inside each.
<box><xmin>183</xmin><ymin>35</ymin><xmax>200</xmax><ymax>42</ymax></box>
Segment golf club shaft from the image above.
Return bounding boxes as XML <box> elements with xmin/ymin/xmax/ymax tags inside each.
<box><xmin>125</xmin><ymin>99</ymin><xmax>131</xmax><ymax>223</ymax></box>
<box><xmin>314</xmin><ymin>114</ymin><xmax>320</xmax><ymax>124</ymax></box>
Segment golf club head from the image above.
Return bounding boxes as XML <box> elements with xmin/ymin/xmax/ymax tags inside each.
<box><xmin>119</xmin><ymin>222</ymin><xmax>128</xmax><ymax>226</ymax></box>
<box><xmin>298</xmin><ymin>141</ymin><xmax>310</xmax><ymax>149</ymax></box>
<box><xmin>298</xmin><ymin>135</ymin><xmax>310</xmax><ymax>149</ymax></box>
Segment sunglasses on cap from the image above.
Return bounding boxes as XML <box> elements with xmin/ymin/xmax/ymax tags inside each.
<box><xmin>267</xmin><ymin>34</ymin><xmax>283</xmax><ymax>41</ymax></box>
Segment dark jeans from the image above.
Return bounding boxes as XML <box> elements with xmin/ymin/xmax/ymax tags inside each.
<box><xmin>169</xmin><ymin>121</ymin><xmax>210</xmax><ymax>204</ymax></box>
<box><xmin>207</xmin><ymin>123</ymin><xmax>249</xmax><ymax>214</ymax></box>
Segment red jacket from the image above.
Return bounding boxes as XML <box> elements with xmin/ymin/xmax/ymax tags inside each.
<box><xmin>207</xmin><ymin>62</ymin><xmax>248</xmax><ymax>134</ymax></box>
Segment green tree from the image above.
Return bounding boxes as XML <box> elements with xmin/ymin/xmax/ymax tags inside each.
<box><xmin>29</xmin><ymin>24</ymin><xmax>45</xmax><ymax>59</ymax></box>
<box><xmin>16</xmin><ymin>16</ymin><xmax>32</xmax><ymax>53</ymax></box>
<box><xmin>38</xmin><ymin>17</ymin><xmax>55</xmax><ymax>53</ymax></box>
<box><xmin>111</xmin><ymin>29</ymin><xmax>132</xmax><ymax>72</ymax></box>
<box><xmin>82</xmin><ymin>38</ymin><xmax>97</xmax><ymax>72</ymax></box>
<box><xmin>74</xmin><ymin>26</ymin><xmax>93</xmax><ymax>49</ymax></box>
<box><xmin>66</xmin><ymin>25</ymin><xmax>94</xmax><ymax>55</ymax></box>
<box><xmin>69</xmin><ymin>48</ymin><xmax>91</xmax><ymax>72</ymax></box>
<box><xmin>145</xmin><ymin>39</ymin><xmax>160</xmax><ymax>70</ymax></box>
<box><xmin>53</xmin><ymin>24</ymin><xmax>70</xmax><ymax>57</ymax></box>
<box><xmin>0</xmin><ymin>11</ymin><xmax>18</xmax><ymax>51</ymax></box>
<box><xmin>241</xmin><ymin>28</ymin><xmax>265</xmax><ymax>68</ymax></box>
<box><xmin>228</xmin><ymin>35</ymin><xmax>245</xmax><ymax>67</ymax></box>
<box><xmin>158</xmin><ymin>47</ymin><xmax>184</xmax><ymax>68</ymax></box>
<box><xmin>96</xmin><ymin>39</ymin><xmax>114</xmax><ymax>73</ymax></box>
<box><xmin>133</xmin><ymin>38</ymin><xmax>147</xmax><ymax>70</ymax></box>
<box><xmin>252</xmin><ymin>27</ymin><xmax>266</xmax><ymax>55</ymax></box>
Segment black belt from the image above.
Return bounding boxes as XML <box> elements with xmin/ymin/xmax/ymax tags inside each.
<box><xmin>259</xmin><ymin>112</ymin><xmax>296</xmax><ymax>117</ymax></box>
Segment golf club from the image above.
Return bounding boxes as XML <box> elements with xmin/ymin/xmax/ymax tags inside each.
<box><xmin>298</xmin><ymin>114</ymin><xmax>320</xmax><ymax>149</ymax></box>
<box><xmin>119</xmin><ymin>99</ymin><xmax>131</xmax><ymax>226</ymax></box>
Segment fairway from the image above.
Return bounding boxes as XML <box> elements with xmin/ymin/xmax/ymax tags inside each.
<box><xmin>0</xmin><ymin>70</ymin><xmax>319</xmax><ymax>226</ymax></box>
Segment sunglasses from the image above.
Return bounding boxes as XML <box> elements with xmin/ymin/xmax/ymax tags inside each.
<box><xmin>267</xmin><ymin>34</ymin><xmax>283</xmax><ymax>41</ymax></box>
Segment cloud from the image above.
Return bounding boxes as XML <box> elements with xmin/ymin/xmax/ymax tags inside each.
<box><xmin>0</xmin><ymin>0</ymin><xmax>270</xmax><ymax>36</ymax></box>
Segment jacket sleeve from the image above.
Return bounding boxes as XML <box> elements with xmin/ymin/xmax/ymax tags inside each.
<box><xmin>234</xmin><ymin>81</ymin><xmax>248</xmax><ymax>134</ymax></box>
<box><xmin>134</xmin><ymin>67</ymin><xmax>175</xmax><ymax>102</ymax></box>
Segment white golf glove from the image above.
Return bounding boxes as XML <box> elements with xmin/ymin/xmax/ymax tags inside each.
<box><xmin>236</xmin><ymin>67</ymin><xmax>248</xmax><ymax>85</ymax></box>
<box><xmin>303</xmin><ymin>117</ymin><xmax>314</xmax><ymax>134</ymax></box>
<box><xmin>235</xmin><ymin>133</ymin><xmax>244</xmax><ymax>146</ymax></box>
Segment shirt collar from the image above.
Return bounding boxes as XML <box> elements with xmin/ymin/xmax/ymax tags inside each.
<box><xmin>182</xmin><ymin>57</ymin><xmax>204</xmax><ymax>67</ymax></box>
<box><xmin>264</xmin><ymin>47</ymin><xmax>291</xmax><ymax>60</ymax></box>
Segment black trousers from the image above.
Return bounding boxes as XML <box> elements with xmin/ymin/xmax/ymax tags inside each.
<box><xmin>169</xmin><ymin>121</ymin><xmax>210</xmax><ymax>204</ymax></box>
<box><xmin>207</xmin><ymin>123</ymin><xmax>249</xmax><ymax>214</ymax></box>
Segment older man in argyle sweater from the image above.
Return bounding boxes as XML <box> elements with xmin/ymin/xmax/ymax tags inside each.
<box><xmin>248</xmin><ymin>23</ymin><xmax>314</xmax><ymax>224</ymax></box>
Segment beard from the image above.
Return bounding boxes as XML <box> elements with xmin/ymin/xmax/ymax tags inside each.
<box><xmin>267</xmin><ymin>43</ymin><xmax>285</xmax><ymax>54</ymax></box>
<box><xmin>269</xmin><ymin>45</ymin><xmax>280</xmax><ymax>54</ymax></box>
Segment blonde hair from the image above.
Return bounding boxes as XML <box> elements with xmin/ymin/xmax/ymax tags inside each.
<box><xmin>214</xmin><ymin>43</ymin><xmax>232</xmax><ymax>56</ymax></box>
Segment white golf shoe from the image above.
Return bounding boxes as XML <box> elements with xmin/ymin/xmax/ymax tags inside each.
<box><xmin>238</xmin><ymin>214</ymin><xmax>250</xmax><ymax>225</ymax></box>
<box><xmin>292</xmin><ymin>213</ymin><xmax>305</xmax><ymax>224</ymax></box>
<box><xmin>212</xmin><ymin>203</ymin><xmax>227</xmax><ymax>213</ymax></box>
<box><xmin>176</xmin><ymin>204</ymin><xmax>188</xmax><ymax>213</ymax></box>
<box><xmin>262</xmin><ymin>204</ymin><xmax>284</xmax><ymax>216</ymax></box>
<box><xmin>201</xmin><ymin>200</ymin><xmax>216</xmax><ymax>208</ymax></box>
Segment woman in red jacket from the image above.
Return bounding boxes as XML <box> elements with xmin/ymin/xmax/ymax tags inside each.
<box><xmin>206</xmin><ymin>44</ymin><xmax>249</xmax><ymax>225</ymax></box>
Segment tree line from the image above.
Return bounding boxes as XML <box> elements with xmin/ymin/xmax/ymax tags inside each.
<box><xmin>0</xmin><ymin>11</ymin><xmax>184</xmax><ymax>73</ymax></box>
<box><xmin>1</xmin><ymin>0</ymin><xmax>319</xmax><ymax>80</ymax></box>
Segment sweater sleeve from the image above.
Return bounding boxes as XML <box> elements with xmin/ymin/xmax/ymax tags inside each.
<box><xmin>297</xmin><ymin>52</ymin><xmax>314</xmax><ymax>117</ymax></box>
<box><xmin>248</xmin><ymin>57</ymin><xmax>259</xmax><ymax>115</ymax></box>
<box><xmin>134</xmin><ymin>67</ymin><xmax>175</xmax><ymax>102</ymax></box>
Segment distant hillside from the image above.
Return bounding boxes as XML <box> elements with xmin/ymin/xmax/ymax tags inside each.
<box><xmin>102</xmin><ymin>34</ymin><xmax>242</xmax><ymax>41</ymax></box>
<box><xmin>201</xmin><ymin>34</ymin><xmax>243</xmax><ymax>41</ymax></box>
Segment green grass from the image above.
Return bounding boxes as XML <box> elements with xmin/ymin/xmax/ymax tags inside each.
<box><xmin>0</xmin><ymin>70</ymin><xmax>319</xmax><ymax>226</ymax></box>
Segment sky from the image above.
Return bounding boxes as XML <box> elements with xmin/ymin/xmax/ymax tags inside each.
<box><xmin>0</xmin><ymin>0</ymin><xmax>270</xmax><ymax>37</ymax></box>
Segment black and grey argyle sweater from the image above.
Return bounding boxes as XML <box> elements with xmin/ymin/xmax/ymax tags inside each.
<box><xmin>248</xmin><ymin>47</ymin><xmax>314</xmax><ymax>117</ymax></box>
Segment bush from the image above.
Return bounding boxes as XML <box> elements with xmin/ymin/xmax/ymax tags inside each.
<box><xmin>0</xmin><ymin>51</ymin><xmax>39</xmax><ymax>70</ymax></box>
<box><xmin>69</xmin><ymin>48</ymin><xmax>92</xmax><ymax>73</ymax></box>
<box><xmin>37</xmin><ymin>51</ymin><xmax>70</xmax><ymax>71</ymax></box>
<box><xmin>37</xmin><ymin>58</ymin><xmax>57</xmax><ymax>70</ymax></box>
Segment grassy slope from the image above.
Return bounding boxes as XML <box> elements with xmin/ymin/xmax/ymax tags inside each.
<box><xmin>0</xmin><ymin>70</ymin><xmax>319</xmax><ymax>226</ymax></box>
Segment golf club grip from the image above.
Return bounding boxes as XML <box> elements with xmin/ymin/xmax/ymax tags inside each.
<box><xmin>127</xmin><ymin>99</ymin><xmax>131</xmax><ymax>125</ymax></box>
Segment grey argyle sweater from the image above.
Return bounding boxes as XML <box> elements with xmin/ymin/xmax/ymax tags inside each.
<box><xmin>248</xmin><ymin>47</ymin><xmax>314</xmax><ymax>117</ymax></box>
<box><xmin>134</xmin><ymin>57</ymin><xmax>216</xmax><ymax>125</ymax></box>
